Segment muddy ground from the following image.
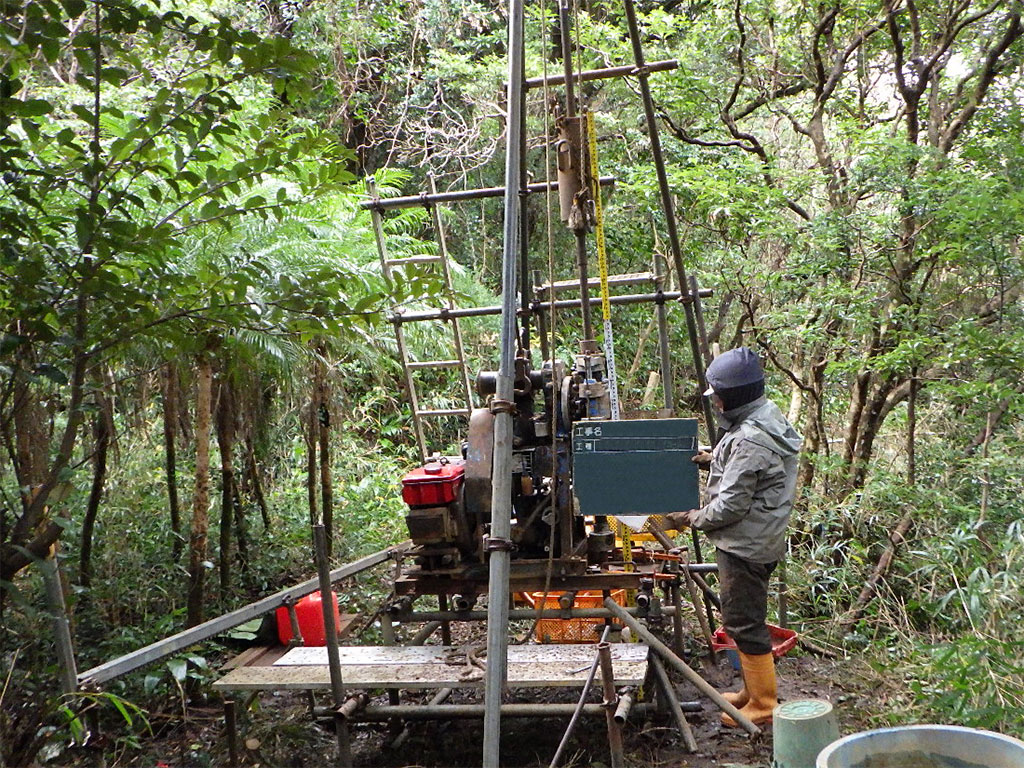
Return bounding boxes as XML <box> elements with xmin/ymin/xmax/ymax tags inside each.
<box><xmin>105</xmin><ymin>646</ymin><xmax>878</xmax><ymax>768</ymax></box>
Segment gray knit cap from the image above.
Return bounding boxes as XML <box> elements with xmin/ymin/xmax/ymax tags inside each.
<box><xmin>703</xmin><ymin>347</ymin><xmax>764</xmax><ymax>398</ymax></box>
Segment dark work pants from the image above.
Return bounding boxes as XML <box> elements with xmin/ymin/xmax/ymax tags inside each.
<box><xmin>716</xmin><ymin>548</ymin><xmax>777</xmax><ymax>656</ymax></box>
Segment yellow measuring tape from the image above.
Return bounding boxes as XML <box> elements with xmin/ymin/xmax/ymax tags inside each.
<box><xmin>586</xmin><ymin>111</ymin><xmax>632</xmax><ymax>605</ymax></box>
<box><xmin>585</xmin><ymin>111</ymin><xmax>620</xmax><ymax>421</ymax></box>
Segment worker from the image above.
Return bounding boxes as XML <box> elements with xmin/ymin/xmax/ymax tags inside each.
<box><xmin>664</xmin><ymin>346</ymin><xmax>801</xmax><ymax>727</ymax></box>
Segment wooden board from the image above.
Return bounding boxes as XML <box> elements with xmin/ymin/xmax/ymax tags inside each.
<box><xmin>217</xmin><ymin>614</ymin><xmax>359</xmax><ymax>671</ymax></box>
<box><xmin>275</xmin><ymin>644</ymin><xmax>648</xmax><ymax>666</ymax></box>
<box><xmin>213</xmin><ymin>643</ymin><xmax>648</xmax><ymax>692</ymax></box>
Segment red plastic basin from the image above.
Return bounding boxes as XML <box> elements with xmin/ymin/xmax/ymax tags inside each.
<box><xmin>711</xmin><ymin>624</ymin><xmax>798</xmax><ymax>658</ymax></box>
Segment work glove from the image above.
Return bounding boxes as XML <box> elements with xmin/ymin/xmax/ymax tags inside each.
<box><xmin>692</xmin><ymin>451</ymin><xmax>712</xmax><ymax>470</ymax></box>
<box><xmin>663</xmin><ymin>509</ymin><xmax>698</xmax><ymax>529</ymax></box>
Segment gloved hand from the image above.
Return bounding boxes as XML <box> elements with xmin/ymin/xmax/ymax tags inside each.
<box><xmin>692</xmin><ymin>451</ymin><xmax>712</xmax><ymax>470</ymax></box>
<box><xmin>663</xmin><ymin>509</ymin><xmax>698</xmax><ymax>529</ymax></box>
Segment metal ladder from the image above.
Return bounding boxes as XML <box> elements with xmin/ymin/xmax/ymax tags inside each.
<box><xmin>367</xmin><ymin>176</ymin><xmax>474</xmax><ymax>463</ymax></box>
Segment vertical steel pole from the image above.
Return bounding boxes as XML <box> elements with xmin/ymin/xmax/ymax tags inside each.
<box><xmin>598</xmin><ymin>642</ymin><xmax>624</xmax><ymax>768</ymax></box>
<box><xmin>654</xmin><ymin>255</ymin><xmax>674</xmax><ymax>413</ymax></box>
<box><xmin>41</xmin><ymin>551</ymin><xmax>77</xmax><ymax>695</ymax></box>
<box><xmin>224</xmin><ymin>698</ymin><xmax>240</xmax><ymax>767</ymax></box>
<box><xmin>438</xmin><ymin>593</ymin><xmax>453</xmax><ymax>645</ymax></box>
<box><xmin>314</xmin><ymin>524</ymin><xmax>352</xmax><ymax>767</ymax></box>
<box><xmin>623</xmin><ymin>0</ymin><xmax>715</xmax><ymax>443</ymax></box>
<box><xmin>519</xmin><ymin>52</ymin><xmax>532</xmax><ymax>358</ymax></box>
<box><xmin>379</xmin><ymin>610</ymin><xmax>402</xmax><ymax>735</ymax></box>
<box><xmin>688</xmin><ymin>275</ymin><xmax>714</xmax><ymax>388</ymax></box>
<box><xmin>482</xmin><ymin>0</ymin><xmax>525</xmax><ymax>761</ymax></box>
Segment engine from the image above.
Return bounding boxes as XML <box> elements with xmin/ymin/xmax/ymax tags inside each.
<box><xmin>401</xmin><ymin>347</ymin><xmax>615</xmax><ymax>571</ymax></box>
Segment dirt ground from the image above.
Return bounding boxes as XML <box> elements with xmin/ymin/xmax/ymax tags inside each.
<box><xmin>126</xmin><ymin>648</ymin><xmax>875</xmax><ymax>768</ymax></box>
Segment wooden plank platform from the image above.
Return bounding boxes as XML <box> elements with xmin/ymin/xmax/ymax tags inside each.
<box><xmin>213</xmin><ymin>643</ymin><xmax>648</xmax><ymax>692</ymax></box>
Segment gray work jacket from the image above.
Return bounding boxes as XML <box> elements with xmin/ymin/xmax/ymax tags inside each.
<box><xmin>689</xmin><ymin>397</ymin><xmax>801</xmax><ymax>563</ymax></box>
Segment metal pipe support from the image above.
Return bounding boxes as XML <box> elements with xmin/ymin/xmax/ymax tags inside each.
<box><xmin>603</xmin><ymin>597</ymin><xmax>761</xmax><ymax>737</ymax></box>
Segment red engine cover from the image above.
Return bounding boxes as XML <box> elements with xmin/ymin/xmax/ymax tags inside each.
<box><xmin>402</xmin><ymin>459</ymin><xmax>465</xmax><ymax>506</ymax></box>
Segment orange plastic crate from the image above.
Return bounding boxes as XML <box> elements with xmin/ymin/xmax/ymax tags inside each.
<box><xmin>523</xmin><ymin>589</ymin><xmax>627</xmax><ymax>644</ymax></box>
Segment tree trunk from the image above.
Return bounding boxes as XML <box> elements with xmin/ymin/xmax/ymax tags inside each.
<box><xmin>12</xmin><ymin>368</ymin><xmax>49</xmax><ymax>510</ymax></box>
<box><xmin>79</xmin><ymin>392</ymin><xmax>112</xmax><ymax>589</ymax></box>
<box><xmin>187</xmin><ymin>354</ymin><xmax>213</xmax><ymax>628</ymax></box>
<box><xmin>233</xmin><ymin>472</ymin><xmax>249</xmax><ymax>574</ymax></box>
<box><xmin>216</xmin><ymin>374</ymin><xmax>236</xmax><ymax>598</ymax></box>
<box><xmin>246</xmin><ymin>436</ymin><xmax>271</xmax><ymax>531</ymax></box>
<box><xmin>846</xmin><ymin>375</ymin><xmax>899</xmax><ymax>492</ymax></box>
<box><xmin>2</xmin><ymin>303</ymin><xmax>87</xmax><ymax>581</ymax></box>
<box><xmin>161</xmin><ymin>363</ymin><xmax>183</xmax><ymax>562</ymax></box>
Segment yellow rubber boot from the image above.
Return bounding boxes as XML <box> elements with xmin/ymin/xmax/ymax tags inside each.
<box><xmin>721</xmin><ymin>664</ymin><xmax>748</xmax><ymax>707</ymax></box>
<box><xmin>721</xmin><ymin>651</ymin><xmax>776</xmax><ymax>727</ymax></box>
<box><xmin>722</xmin><ymin>687</ymin><xmax>748</xmax><ymax>707</ymax></box>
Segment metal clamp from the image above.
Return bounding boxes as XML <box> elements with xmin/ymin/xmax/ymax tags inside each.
<box><xmin>484</xmin><ymin>536</ymin><xmax>516</xmax><ymax>553</ymax></box>
<box><xmin>489</xmin><ymin>398</ymin><xmax>516</xmax><ymax>416</ymax></box>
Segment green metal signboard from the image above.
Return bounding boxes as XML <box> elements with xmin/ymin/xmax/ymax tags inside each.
<box><xmin>571</xmin><ymin>418</ymin><xmax>700</xmax><ymax>516</ymax></box>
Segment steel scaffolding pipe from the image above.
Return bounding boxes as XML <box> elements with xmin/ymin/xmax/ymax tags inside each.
<box><xmin>613</xmin><ymin>692</ymin><xmax>634</xmax><ymax>725</ymax></box>
<box><xmin>534</xmin><ymin>271</ymin><xmax>654</xmax><ymax>296</ymax></box>
<box><xmin>313</xmin><ymin>700</ymin><xmax>690</xmax><ymax>721</ymax></box>
<box><xmin>360</xmin><ymin>177</ymin><xmax>615</xmax><ymax>211</ymax></box>
<box><xmin>524</xmin><ymin>59</ymin><xmax>678</xmax><ymax>89</ymax></box>
<box><xmin>549</xmin><ymin>626</ymin><xmax>609</xmax><ymax>768</ymax></box>
<box><xmin>649</xmin><ymin>654</ymin><xmax>698</xmax><ymax>753</ymax></box>
<box><xmin>394</xmin><ymin>602</ymin><xmax>699</xmax><ymax>623</ymax></box>
<box><xmin>314</xmin><ymin>524</ymin><xmax>353</xmax><ymax>767</ymax></box>
<box><xmin>598</xmin><ymin>642</ymin><xmax>625</xmax><ymax>768</ymax></box>
<box><xmin>622</xmin><ymin>0</ymin><xmax>716</xmax><ymax>444</ymax></box>
<box><xmin>483</xmin><ymin>0</ymin><xmax>525</xmax><ymax>758</ymax></box>
<box><xmin>77</xmin><ymin>541</ymin><xmax>411</xmax><ymax>688</ymax></box>
<box><xmin>353</xmin><ymin>702</ymin><xmax>657</xmax><ymax>720</ymax></box>
<box><xmin>603</xmin><ymin>597</ymin><xmax>762</xmax><ymax>737</ymax></box>
<box><xmin>390</xmin><ymin>289</ymin><xmax>713</xmax><ymax>325</ymax></box>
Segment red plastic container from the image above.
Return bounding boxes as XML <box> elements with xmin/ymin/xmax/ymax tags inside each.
<box><xmin>275</xmin><ymin>590</ymin><xmax>342</xmax><ymax>646</ymax></box>
<box><xmin>711</xmin><ymin>624</ymin><xmax>798</xmax><ymax>658</ymax></box>
<box><xmin>401</xmin><ymin>459</ymin><xmax>465</xmax><ymax>507</ymax></box>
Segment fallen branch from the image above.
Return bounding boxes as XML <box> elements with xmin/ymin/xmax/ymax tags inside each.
<box><xmin>839</xmin><ymin>511</ymin><xmax>913</xmax><ymax>632</ymax></box>
<box><xmin>798</xmin><ymin>636</ymin><xmax>840</xmax><ymax>659</ymax></box>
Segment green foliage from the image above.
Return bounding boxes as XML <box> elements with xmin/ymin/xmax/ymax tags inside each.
<box><xmin>2</xmin><ymin>0</ymin><xmax>1023</xmax><ymax>758</ymax></box>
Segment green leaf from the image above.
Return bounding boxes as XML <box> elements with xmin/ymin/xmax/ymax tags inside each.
<box><xmin>11</xmin><ymin>98</ymin><xmax>52</xmax><ymax>117</ymax></box>
<box><xmin>33</xmin><ymin>363</ymin><xmax>69</xmax><ymax>385</ymax></box>
<box><xmin>167</xmin><ymin>658</ymin><xmax>187</xmax><ymax>683</ymax></box>
<box><xmin>70</xmin><ymin>104</ymin><xmax>93</xmax><ymax>123</ymax></box>
<box><xmin>143</xmin><ymin>673</ymin><xmax>162</xmax><ymax>695</ymax></box>
<box><xmin>107</xmin><ymin>694</ymin><xmax>133</xmax><ymax>727</ymax></box>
